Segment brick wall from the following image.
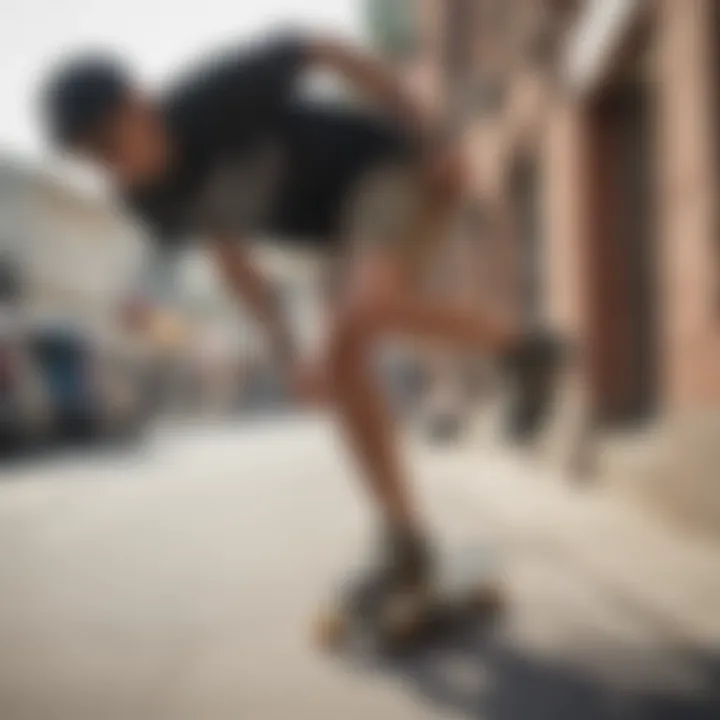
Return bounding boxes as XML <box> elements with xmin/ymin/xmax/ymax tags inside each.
<box><xmin>402</xmin><ymin>0</ymin><xmax>720</xmax><ymax>414</ymax></box>
<box><xmin>657</xmin><ymin>0</ymin><xmax>720</xmax><ymax>410</ymax></box>
<box><xmin>544</xmin><ymin>98</ymin><xmax>587</xmax><ymax>339</ymax></box>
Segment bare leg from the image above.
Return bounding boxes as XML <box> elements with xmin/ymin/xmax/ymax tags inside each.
<box><xmin>370</xmin><ymin>293</ymin><xmax>519</xmax><ymax>351</ymax></box>
<box><xmin>324</xmin><ymin>148</ymin><xmax>562</xmax><ymax>600</ymax></box>
<box><xmin>326</xmin><ymin>253</ymin><xmax>420</xmax><ymax>532</ymax></box>
<box><xmin>325</xmin><ymin>243</ymin><xmax>522</xmax><ymax>516</ymax></box>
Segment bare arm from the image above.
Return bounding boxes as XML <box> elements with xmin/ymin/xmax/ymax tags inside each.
<box><xmin>306</xmin><ymin>37</ymin><xmax>436</xmax><ymax>142</ymax></box>
<box><xmin>210</xmin><ymin>238</ymin><xmax>295</xmax><ymax>369</ymax></box>
<box><xmin>304</xmin><ymin>37</ymin><xmax>467</xmax><ymax>197</ymax></box>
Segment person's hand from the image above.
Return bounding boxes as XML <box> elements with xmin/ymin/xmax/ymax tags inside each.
<box><xmin>288</xmin><ymin>361</ymin><xmax>330</xmax><ymax>407</ymax></box>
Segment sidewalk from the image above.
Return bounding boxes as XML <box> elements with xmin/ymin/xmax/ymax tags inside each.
<box><xmin>0</xmin><ymin>417</ymin><xmax>717</xmax><ymax>719</ymax></box>
<box><xmin>412</xmin><ymin>438</ymin><xmax>720</xmax><ymax>652</ymax></box>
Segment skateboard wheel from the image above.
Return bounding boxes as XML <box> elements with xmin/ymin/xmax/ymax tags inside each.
<box><xmin>314</xmin><ymin>606</ymin><xmax>348</xmax><ymax>650</ymax></box>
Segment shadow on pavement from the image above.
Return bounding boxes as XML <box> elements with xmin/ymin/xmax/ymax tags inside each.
<box><xmin>351</xmin><ymin>619</ymin><xmax>720</xmax><ymax>720</ymax></box>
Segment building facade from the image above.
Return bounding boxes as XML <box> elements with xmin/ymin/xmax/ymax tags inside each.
<box><xmin>366</xmin><ymin>0</ymin><xmax>720</xmax><ymax>534</ymax></box>
<box><xmin>0</xmin><ymin>158</ymin><xmax>146</xmax><ymax>339</ymax></box>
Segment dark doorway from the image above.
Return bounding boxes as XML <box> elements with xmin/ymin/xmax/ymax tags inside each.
<box><xmin>510</xmin><ymin>157</ymin><xmax>543</xmax><ymax>327</ymax></box>
<box><xmin>586</xmin><ymin>83</ymin><xmax>658</xmax><ymax>426</ymax></box>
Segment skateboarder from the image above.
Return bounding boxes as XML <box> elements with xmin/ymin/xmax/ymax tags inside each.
<box><xmin>39</xmin><ymin>31</ymin><xmax>561</xmax><ymax>612</ymax></box>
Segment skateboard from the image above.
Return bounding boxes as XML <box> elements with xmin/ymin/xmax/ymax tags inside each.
<box><xmin>314</xmin><ymin>545</ymin><xmax>505</xmax><ymax>652</ymax></box>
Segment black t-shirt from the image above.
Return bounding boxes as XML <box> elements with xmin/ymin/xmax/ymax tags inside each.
<box><xmin>126</xmin><ymin>34</ymin><xmax>416</xmax><ymax>250</ymax></box>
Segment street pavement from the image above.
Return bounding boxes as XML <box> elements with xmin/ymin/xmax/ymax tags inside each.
<box><xmin>0</xmin><ymin>416</ymin><xmax>718</xmax><ymax>720</ymax></box>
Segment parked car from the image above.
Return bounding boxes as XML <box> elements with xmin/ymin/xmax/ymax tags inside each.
<box><xmin>28</xmin><ymin>326</ymin><xmax>99</xmax><ymax>439</ymax></box>
<box><xmin>93</xmin><ymin>337</ymin><xmax>150</xmax><ymax>439</ymax></box>
<box><xmin>28</xmin><ymin>325</ymin><xmax>147</xmax><ymax>442</ymax></box>
<box><xmin>0</xmin><ymin>319</ymin><xmax>53</xmax><ymax>451</ymax></box>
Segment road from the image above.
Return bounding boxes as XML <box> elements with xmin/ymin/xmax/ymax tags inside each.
<box><xmin>0</xmin><ymin>416</ymin><xmax>718</xmax><ymax>720</ymax></box>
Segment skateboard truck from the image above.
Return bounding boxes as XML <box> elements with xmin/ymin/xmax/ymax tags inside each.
<box><xmin>314</xmin><ymin>546</ymin><xmax>505</xmax><ymax>652</ymax></box>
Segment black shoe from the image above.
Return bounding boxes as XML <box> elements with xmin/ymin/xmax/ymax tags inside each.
<box><xmin>344</xmin><ymin>524</ymin><xmax>433</xmax><ymax>618</ymax></box>
<box><xmin>502</xmin><ymin>331</ymin><xmax>566</xmax><ymax>442</ymax></box>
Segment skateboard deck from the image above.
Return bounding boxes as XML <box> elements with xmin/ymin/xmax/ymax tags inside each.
<box><xmin>314</xmin><ymin>544</ymin><xmax>505</xmax><ymax>652</ymax></box>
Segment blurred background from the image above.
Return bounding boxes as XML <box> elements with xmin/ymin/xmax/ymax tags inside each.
<box><xmin>0</xmin><ymin>1</ymin><xmax>719</xmax><ymax>719</ymax></box>
<box><xmin>0</xmin><ymin>1</ymin><xmax>363</xmax><ymax>452</ymax></box>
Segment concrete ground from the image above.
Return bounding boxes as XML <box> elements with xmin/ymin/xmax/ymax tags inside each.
<box><xmin>0</xmin><ymin>416</ymin><xmax>718</xmax><ymax>720</ymax></box>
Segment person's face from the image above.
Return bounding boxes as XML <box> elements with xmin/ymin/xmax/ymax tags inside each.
<box><xmin>78</xmin><ymin>94</ymin><xmax>171</xmax><ymax>187</ymax></box>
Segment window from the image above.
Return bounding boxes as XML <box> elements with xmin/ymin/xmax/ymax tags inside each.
<box><xmin>445</xmin><ymin>0</ymin><xmax>477</xmax><ymax>83</ymax></box>
<box><xmin>365</xmin><ymin>0</ymin><xmax>418</xmax><ymax>61</ymax></box>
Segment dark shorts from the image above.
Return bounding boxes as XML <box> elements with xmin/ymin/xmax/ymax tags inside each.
<box><xmin>338</xmin><ymin>161</ymin><xmax>452</xmax><ymax>280</ymax></box>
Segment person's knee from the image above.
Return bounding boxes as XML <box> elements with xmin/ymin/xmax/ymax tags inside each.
<box><xmin>327</xmin><ymin>297</ymin><xmax>384</xmax><ymax>374</ymax></box>
<box><xmin>425</xmin><ymin>143</ymin><xmax>468</xmax><ymax>204</ymax></box>
<box><xmin>327</xmin><ymin>249</ymin><xmax>405</xmax><ymax>380</ymax></box>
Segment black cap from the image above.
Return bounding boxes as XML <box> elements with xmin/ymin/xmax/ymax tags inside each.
<box><xmin>40</xmin><ymin>53</ymin><xmax>130</xmax><ymax>147</ymax></box>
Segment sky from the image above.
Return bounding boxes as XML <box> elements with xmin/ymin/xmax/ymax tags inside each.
<box><xmin>0</xmin><ymin>0</ymin><xmax>362</xmax><ymax>159</ymax></box>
